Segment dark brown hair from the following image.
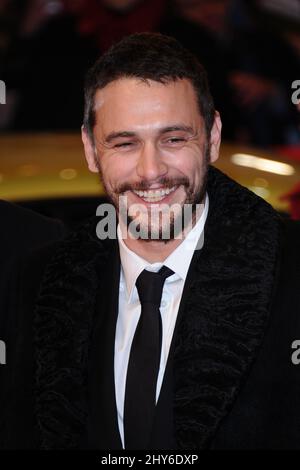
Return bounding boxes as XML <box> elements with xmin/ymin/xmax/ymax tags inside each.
<box><xmin>83</xmin><ymin>32</ymin><xmax>215</xmax><ymax>140</ymax></box>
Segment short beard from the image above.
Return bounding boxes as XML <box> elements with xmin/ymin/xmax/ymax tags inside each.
<box><xmin>97</xmin><ymin>143</ymin><xmax>210</xmax><ymax>243</ymax></box>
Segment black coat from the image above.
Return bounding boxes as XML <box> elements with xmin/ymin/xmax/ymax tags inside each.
<box><xmin>0</xmin><ymin>200</ymin><xmax>65</xmax><ymax>293</ymax></box>
<box><xmin>0</xmin><ymin>199</ymin><xmax>66</xmax><ymax>341</ymax></box>
<box><xmin>0</xmin><ymin>200</ymin><xmax>66</xmax><ymax>441</ymax></box>
<box><xmin>2</xmin><ymin>168</ymin><xmax>300</xmax><ymax>450</ymax></box>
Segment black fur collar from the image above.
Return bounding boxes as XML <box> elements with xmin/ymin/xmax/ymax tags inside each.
<box><xmin>34</xmin><ymin>166</ymin><xmax>281</xmax><ymax>449</ymax></box>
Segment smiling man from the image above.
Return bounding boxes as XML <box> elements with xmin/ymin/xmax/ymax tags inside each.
<box><xmin>4</xmin><ymin>33</ymin><xmax>300</xmax><ymax>450</ymax></box>
<box><xmin>82</xmin><ymin>71</ymin><xmax>221</xmax><ymax>259</ymax></box>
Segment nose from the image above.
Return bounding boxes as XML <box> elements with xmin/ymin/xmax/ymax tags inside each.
<box><xmin>136</xmin><ymin>142</ymin><xmax>168</xmax><ymax>182</ymax></box>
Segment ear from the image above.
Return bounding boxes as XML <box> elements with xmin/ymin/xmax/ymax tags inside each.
<box><xmin>81</xmin><ymin>125</ymin><xmax>99</xmax><ymax>173</ymax></box>
<box><xmin>209</xmin><ymin>111</ymin><xmax>222</xmax><ymax>163</ymax></box>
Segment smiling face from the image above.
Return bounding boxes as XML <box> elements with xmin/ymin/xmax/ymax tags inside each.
<box><xmin>82</xmin><ymin>77</ymin><xmax>221</xmax><ymax>242</ymax></box>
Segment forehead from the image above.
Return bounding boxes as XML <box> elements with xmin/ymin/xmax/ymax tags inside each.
<box><xmin>93</xmin><ymin>77</ymin><xmax>202</xmax><ymax>133</ymax></box>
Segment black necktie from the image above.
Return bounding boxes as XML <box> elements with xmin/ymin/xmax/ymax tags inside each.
<box><xmin>124</xmin><ymin>265</ymin><xmax>174</xmax><ymax>450</ymax></box>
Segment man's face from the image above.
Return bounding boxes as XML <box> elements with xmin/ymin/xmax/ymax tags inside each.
<box><xmin>83</xmin><ymin>77</ymin><xmax>221</xmax><ymax>240</ymax></box>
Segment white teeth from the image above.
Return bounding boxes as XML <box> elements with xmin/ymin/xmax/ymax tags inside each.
<box><xmin>133</xmin><ymin>186</ymin><xmax>176</xmax><ymax>201</ymax></box>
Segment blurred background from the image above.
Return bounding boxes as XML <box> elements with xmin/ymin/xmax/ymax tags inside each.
<box><xmin>0</xmin><ymin>0</ymin><xmax>300</xmax><ymax>227</ymax></box>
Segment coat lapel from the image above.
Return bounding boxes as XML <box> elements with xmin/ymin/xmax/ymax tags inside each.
<box><xmin>172</xmin><ymin>167</ymin><xmax>281</xmax><ymax>449</ymax></box>
<box><xmin>86</xmin><ymin>241</ymin><xmax>122</xmax><ymax>449</ymax></box>
<box><xmin>34</xmin><ymin>218</ymin><xmax>115</xmax><ymax>449</ymax></box>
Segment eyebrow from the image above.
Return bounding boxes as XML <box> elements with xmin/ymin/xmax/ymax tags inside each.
<box><xmin>104</xmin><ymin>131</ymin><xmax>136</xmax><ymax>144</ymax></box>
<box><xmin>159</xmin><ymin>125</ymin><xmax>194</xmax><ymax>135</ymax></box>
<box><xmin>104</xmin><ymin>125</ymin><xmax>195</xmax><ymax>144</ymax></box>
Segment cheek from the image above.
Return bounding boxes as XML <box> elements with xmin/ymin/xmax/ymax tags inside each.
<box><xmin>100</xmin><ymin>156</ymin><xmax>135</xmax><ymax>190</ymax></box>
<box><xmin>170</xmin><ymin>149</ymin><xmax>203</xmax><ymax>181</ymax></box>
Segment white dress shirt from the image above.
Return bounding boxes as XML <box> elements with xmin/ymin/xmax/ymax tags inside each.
<box><xmin>115</xmin><ymin>194</ymin><xmax>209</xmax><ymax>448</ymax></box>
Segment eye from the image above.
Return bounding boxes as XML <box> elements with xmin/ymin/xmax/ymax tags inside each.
<box><xmin>114</xmin><ymin>142</ymin><xmax>133</xmax><ymax>148</ymax></box>
<box><xmin>168</xmin><ymin>138</ymin><xmax>185</xmax><ymax>143</ymax></box>
<box><xmin>164</xmin><ymin>137</ymin><xmax>187</xmax><ymax>145</ymax></box>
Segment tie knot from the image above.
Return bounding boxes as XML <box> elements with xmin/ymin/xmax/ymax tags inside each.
<box><xmin>136</xmin><ymin>266</ymin><xmax>174</xmax><ymax>306</ymax></box>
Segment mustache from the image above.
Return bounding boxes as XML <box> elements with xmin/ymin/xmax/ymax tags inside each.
<box><xmin>116</xmin><ymin>177</ymin><xmax>190</xmax><ymax>194</ymax></box>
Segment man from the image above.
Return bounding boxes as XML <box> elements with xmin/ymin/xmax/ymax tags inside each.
<box><xmin>0</xmin><ymin>200</ymin><xmax>66</xmax><ymax>445</ymax></box>
<box><xmin>4</xmin><ymin>33</ymin><xmax>300</xmax><ymax>450</ymax></box>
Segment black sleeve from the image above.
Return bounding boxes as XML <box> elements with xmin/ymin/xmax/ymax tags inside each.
<box><xmin>0</xmin><ymin>200</ymin><xmax>67</xmax><ymax>341</ymax></box>
<box><xmin>0</xmin><ymin>241</ymin><xmax>61</xmax><ymax>449</ymax></box>
<box><xmin>0</xmin><ymin>200</ymin><xmax>67</xmax><ymax>449</ymax></box>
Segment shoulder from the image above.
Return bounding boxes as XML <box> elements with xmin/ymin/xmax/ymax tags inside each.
<box><xmin>19</xmin><ymin>216</ymin><xmax>114</xmax><ymax>313</ymax></box>
<box><xmin>0</xmin><ymin>199</ymin><xmax>66</xmax><ymax>245</ymax></box>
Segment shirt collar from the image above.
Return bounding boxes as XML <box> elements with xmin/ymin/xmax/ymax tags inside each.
<box><xmin>117</xmin><ymin>193</ymin><xmax>209</xmax><ymax>302</ymax></box>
